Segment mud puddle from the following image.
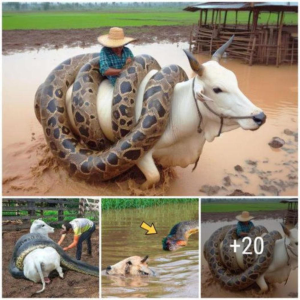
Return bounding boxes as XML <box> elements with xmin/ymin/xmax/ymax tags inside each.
<box><xmin>102</xmin><ymin>202</ymin><xmax>199</xmax><ymax>298</ymax></box>
<box><xmin>201</xmin><ymin>219</ymin><xmax>298</xmax><ymax>298</ymax></box>
<box><xmin>2</xmin><ymin>42</ymin><xmax>298</xmax><ymax>196</ymax></box>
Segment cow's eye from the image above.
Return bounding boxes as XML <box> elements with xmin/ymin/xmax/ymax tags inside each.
<box><xmin>213</xmin><ymin>87</ymin><xmax>222</xmax><ymax>94</ymax></box>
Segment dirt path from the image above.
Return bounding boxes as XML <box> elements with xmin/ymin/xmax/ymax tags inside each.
<box><xmin>2</xmin><ymin>228</ymin><xmax>99</xmax><ymax>298</ymax></box>
<box><xmin>2</xmin><ymin>25</ymin><xmax>191</xmax><ymax>54</ymax></box>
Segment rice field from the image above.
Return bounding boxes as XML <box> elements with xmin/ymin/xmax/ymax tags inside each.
<box><xmin>2</xmin><ymin>9</ymin><xmax>297</xmax><ymax>30</ymax></box>
<box><xmin>102</xmin><ymin>198</ymin><xmax>198</xmax><ymax>210</ymax></box>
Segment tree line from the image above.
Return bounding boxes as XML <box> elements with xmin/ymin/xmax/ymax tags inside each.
<box><xmin>3</xmin><ymin>2</ymin><xmax>195</xmax><ymax>12</ymax></box>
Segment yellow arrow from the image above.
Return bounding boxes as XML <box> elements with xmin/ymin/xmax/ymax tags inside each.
<box><xmin>140</xmin><ymin>221</ymin><xmax>157</xmax><ymax>235</ymax></box>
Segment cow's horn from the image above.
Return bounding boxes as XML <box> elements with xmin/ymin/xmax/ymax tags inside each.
<box><xmin>280</xmin><ymin>222</ymin><xmax>291</xmax><ymax>237</ymax></box>
<box><xmin>141</xmin><ymin>255</ymin><xmax>149</xmax><ymax>263</ymax></box>
<box><xmin>212</xmin><ymin>35</ymin><xmax>235</xmax><ymax>62</ymax></box>
<box><xmin>183</xmin><ymin>49</ymin><xmax>204</xmax><ymax>76</ymax></box>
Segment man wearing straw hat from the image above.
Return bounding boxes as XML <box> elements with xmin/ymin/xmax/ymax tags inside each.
<box><xmin>98</xmin><ymin>27</ymin><xmax>137</xmax><ymax>86</ymax></box>
<box><xmin>236</xmin><ymin>211</ymin><xmax>255</xmax><ymax>238</ymax></box>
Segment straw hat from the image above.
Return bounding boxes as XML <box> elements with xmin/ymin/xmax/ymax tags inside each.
<box><xmin>97</xmin><ymin>27</ymin><xmax>137</xmax><ymax>48</ymax></box>
<box><xmin>236</xmin><ymin>211</ymin><xmax>255</xmax><ymax>222</ymax></box>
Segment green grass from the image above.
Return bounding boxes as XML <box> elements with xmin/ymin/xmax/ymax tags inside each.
<box><xmin>102</xmin><ymin>198</ymin><xmax>198</xmax><ymax>210</ymax></box>
<box><xmin>202</xmin><ymin>203</ymin><xmax>286</xmax><ymax>213</ymax></box>
<box><xmin>3</xmin><ymin>10</ymin><xmax>297</xmax><ymax>30</ymax></box>
<box><xmin>2</xmin><ymin>11</ymin><xmax>199</xmax><ymax>30</ymax></box>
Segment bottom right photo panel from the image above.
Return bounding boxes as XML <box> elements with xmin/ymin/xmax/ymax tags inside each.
<box><xmin>201</xmin><ymin>197</ymin><xmax>298</xmax><ymax>298</ymax></box>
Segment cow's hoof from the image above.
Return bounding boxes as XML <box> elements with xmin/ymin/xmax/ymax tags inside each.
<box><xmin>44</xmin><ymin>277</ymin><xmax>51</xmax><ymax>284</ymax></box>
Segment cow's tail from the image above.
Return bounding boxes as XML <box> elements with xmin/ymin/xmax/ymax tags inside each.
<box><xmin>34</xmin><ymin>261</ymin><xmax>46</xmax><ymax>294</ymax></box>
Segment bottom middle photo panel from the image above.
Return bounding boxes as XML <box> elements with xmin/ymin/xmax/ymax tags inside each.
<box><xmin>101</xmin><ymin>198</ymin><xmax>199</xmax><ymax>298</ymax></box>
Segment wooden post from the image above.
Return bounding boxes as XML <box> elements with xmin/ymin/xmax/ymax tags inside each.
<box><xmin>78</xmin><ymin>198</ymin><xmax>85</xmax><ymax>218</ymax></box>
<box><xmin>276</xmin><ymin>11</ymin><xmax>284</xmax><ymax>67</ymax></box>
<box><xmin>223</xmin><ymin>10</ymin><xmax>227</xmax><ymax>28</ymax></box>
<box><xmin>28</xmin><ymin>200</ymin><xmax>36</xmax><ymax>217</ymax></box>
<box><xmin>247</xmin><ymin>11</ymin><xmax>252</xmax><ymax>31</ymax></box>
<box><xmin>249</xmin><ymin>36</ymin><xmax>257</xmax><ymax>66</ymax></box>
<box><xmin>58</xmin><ymin>201</ymin><xmax>64</xmax><ymax>222</ymax></box>
<box><xmin>199</xmin><ymin>10</ymin><xmax>202</xmax><ymax>26</ymax></box>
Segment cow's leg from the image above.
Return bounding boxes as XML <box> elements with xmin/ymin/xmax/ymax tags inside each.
<box><xmin>256</xmin><ymin>275</ymin><xmax>268</xmax><ymax>293</ymax></box>
<box><xmin>137</xmin><ymin>152</ymin><xmax>160</xmax><ymax>189</ymax></box>
<box><xmin>56</xmin><ymin>265</ymin><xmax>64</xmax><ymax>278</ymax></box>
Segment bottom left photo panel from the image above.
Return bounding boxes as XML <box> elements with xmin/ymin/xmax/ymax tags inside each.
<box><xmin>2</xmin><ymin>198</ymin><xmax>100</xmax><ymax>298</ymax></box>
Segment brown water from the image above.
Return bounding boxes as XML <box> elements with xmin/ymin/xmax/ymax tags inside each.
<box><xmin>101</xmin><ymin>202</ymin><xmax>199</xmax><ymax>298</ymax></box>
<box><xmin>2</xmin><ymin>43</ymin><xmax>298</xmax><ymax>196</ymax></box>
<box><xmin>201</xmin><ymin>219</ymin><xmax>298</xmax><ymax>298</ymax></box>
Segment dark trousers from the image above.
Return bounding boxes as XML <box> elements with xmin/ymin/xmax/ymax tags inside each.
<box><xmin>76</xmin><ymin>223</ymin><xmax>96</xmax><ymax>260</ymax></box>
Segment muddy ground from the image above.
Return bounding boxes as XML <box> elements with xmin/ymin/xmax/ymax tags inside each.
<box><xmin>201</xmin><ymin>210</ymin><xmax>286</xmax><ymax>223</ymax></box>
<box><xmin>2</xmin><ymin>25</ymin><xmax>190</xmax><ymax>54</ymax></box>
<box><xmin>2</xmin><ymin>227</ymin><xmax>99</xmax><ymax>298</ymax></box>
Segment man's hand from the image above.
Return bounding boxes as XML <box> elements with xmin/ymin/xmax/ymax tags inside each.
<box><xmin>126</xmin><ymin>58</ymin><xmax>132</xmax><ymax>64</ymax></box>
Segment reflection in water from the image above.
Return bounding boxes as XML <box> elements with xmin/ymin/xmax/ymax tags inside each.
<box><xmin>201</xmin><ymin>219</ymin><xmax>298</xmax><ymax>298</ymax></box>
<box><xmin>2</xmin><ymin>42</ymin><xmax>298</xmax><ymax>196</ymax></box>
<box><xmin>102</xmin><ymin>202</ymin><xmax>199</xmax><ymax>298</ymax></box>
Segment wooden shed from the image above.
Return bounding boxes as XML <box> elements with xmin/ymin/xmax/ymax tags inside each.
<box><xmin>184</xmin><ymin>2</ymin><xmax>298</xmax><ymax>66</ymax></box>
<box><xmin>280</xmin><ymin>198</ymin><xmax>298</xmax><ymax>226</ymax></box>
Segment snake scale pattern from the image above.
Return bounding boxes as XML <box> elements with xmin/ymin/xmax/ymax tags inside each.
<box><xmin>204</xmin><ymin>225</ymin><xmax>282</xmax><ymax>290</ymax></box>
<box><xmin>34</xmin><ymin>53</ymin><xmax>187</xmax><ymax>181</ymax></box>
<box><xmin>9</xmin><ymin>233</ymin><xmax>99</xmax><ymax>279</ymax></box>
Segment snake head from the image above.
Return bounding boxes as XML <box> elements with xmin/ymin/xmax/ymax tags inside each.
<box><xmin>162</xmin><ymin>237</ymin><xmax>186</xmax><ymax>251</ymax></box>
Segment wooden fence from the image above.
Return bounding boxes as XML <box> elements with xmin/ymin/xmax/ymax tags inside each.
<box><xmin>2</xmin><ymin>198</ymin><xmax>98</xmax><ymax>231</ymax></box>
<box><xmin>189</xmin><ymin>24</ymin><xmax>298</xmax><ymax>66</ymax></box>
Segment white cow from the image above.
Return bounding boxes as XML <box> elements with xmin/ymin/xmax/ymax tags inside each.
<box><xmin>23</xmin><ymin>219</ymin><xmax>63</xmax><ymax>293</ymax></box>
<box><xmin>256</xmin><ymin>225</ymin><xmax>298</xmax><ymax>292</ymax></box>
<box><xmin>66</xmin><ymin>38</ymin><xmax>266</xmax><ymax>188</ymax></box>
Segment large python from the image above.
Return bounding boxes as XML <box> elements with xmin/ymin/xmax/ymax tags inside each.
<box><xmin>203</xmin><ymin>225</ymin><xmax>282</xmax><ymax>290</ymax></box>
<box><xmin>9</xmin><ymin>233</ymin><xmax>99</xmax><ymax>279</ymax></box>
<box><xmin>34</xmin><ymin>52</ymin><xmax>187</xmax><ymax>180</ymax></box>
<box><xmin>162</xmin><ymin>220</ymin><xmax>199</xmax><ymax>251</ymax></box>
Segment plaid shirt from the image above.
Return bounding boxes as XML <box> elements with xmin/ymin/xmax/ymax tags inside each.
<box><xmin>99</xmin><ymin>46</ymin><xmax>134</xmax><ymax>86</ymax></box>
<box><xmin>236</xmin><ymin>221</ymin><xmax>254</xmax><ymax>238</ymax></box>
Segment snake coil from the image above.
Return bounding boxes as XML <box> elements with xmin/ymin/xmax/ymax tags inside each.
<box><xmin>34</xmin><ymin>54</ymin><xmax>188</xmax><ymax>181</ymax></box>
<box><xmin>204</xmin><ymin>225</ymin><xmax>282</xmax><ymax>290</ymax></box>
<box><xmin>9</xmin><ymin>233</ymin><xmax>99</xmax><ymax>278</ymax></box>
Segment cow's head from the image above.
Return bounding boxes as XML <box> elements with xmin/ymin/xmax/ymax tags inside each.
<box><xmin>184</xmin><ymin>36</ymin><xmax>266</xmax><ymax>141</ymax></box>
<box><xmin>30</xmin><ymin>219</ymin><xmax>55</xmax><ymax>236</ymax></box>
<box><xmin>106</xmin><ymin>255</ymin><xmax>155</xmax><ymax>276</ymax></box>
<box><xmin>281</xmin><ymin>223</ymin><xmax>298</xmax><ymax>268</ymax></box>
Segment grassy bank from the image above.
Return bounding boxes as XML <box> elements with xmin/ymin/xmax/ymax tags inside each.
<box><xmin>202</xmin><ymin>203</ymin><xmax>286</xmax><ymax>213</ymax></box>
<box><xmin>102</xmin><ymin>198</ymin><xmax>198</xmax><ymax>210</ymax></box>
<box><xmin>3</xmin><ymin>10</ymin><xmax>297</xmax><ymax>30</ymax></box>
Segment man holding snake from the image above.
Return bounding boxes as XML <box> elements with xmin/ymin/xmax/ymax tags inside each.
<box><xmin>98</xmin><ymin>27</ymin><xmax>137</xmax><ymax>86</ymax></box>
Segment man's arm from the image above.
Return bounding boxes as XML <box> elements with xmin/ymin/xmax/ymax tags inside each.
<box><xmin>57</xmin><ymin>234</ymin><xmax>66</xmax><ymax>246</ymax></box>
<box><xmin>63</xmin><ymin>235</ymin><xmax>80</xmax><ymax>251</ymax></box>
<box><xmin>103</xmin><ymin>68</ymin><xmax>122</xmax><ymax>76</ymax></box>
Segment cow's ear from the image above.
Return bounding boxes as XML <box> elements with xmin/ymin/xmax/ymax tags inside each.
<box><xmin>196</xmin><ymin>91</ymin><xmax>213</xmax><ymax>103</ymax></box>
<box><xmin>141</xmin><ymin>256</ymin><xmax>149</xmax><ymax>263</ymax></box>
<box><xmin>280</xmin><ymin>223</ymin><xmax>291</xmax><ymax>237</ymax></box>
